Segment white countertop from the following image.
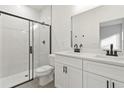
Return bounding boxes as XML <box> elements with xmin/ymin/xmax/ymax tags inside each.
<box><xmin>54</xmin><ymin>51</ymin><xmax>124</xmax><ymax>67</ymax></box>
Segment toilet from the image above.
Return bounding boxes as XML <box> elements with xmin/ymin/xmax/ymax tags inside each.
<box><xmin>35</xmin><ymin>54</ymin><xmax>55</xmax><ymax>86</ymax></box>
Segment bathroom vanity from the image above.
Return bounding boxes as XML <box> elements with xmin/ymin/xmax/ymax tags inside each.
<box><xmin>54</xmin><ymin>6</ymin><xmax>124</xmax><ymax>88</ymax></box>
<box><xmin>54</xmin><ymin>51</ymin><xmax>124</xmax><ymax>88</ymax></box>
<box><xmin>55</xmin><ymin>53</ymin><xmax>82</xmax><ymax>88</ymax></box>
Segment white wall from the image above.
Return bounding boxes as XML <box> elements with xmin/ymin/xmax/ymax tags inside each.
<box><xmin>40</xmin><ymin>5</ymin><xmax>75</xmax><ymax>53</ymax></box>
<box><xmin>39</xmin><ymin>6</ymin><xmax>51</xmax><ymax>66</ymax></box>
<box><xmin>51</xmin><ymin>5</ymin><xmax>74</xmax><ymax>52</ymax></box>
<box><xmin>40</xmin><ymin>6</ymin><xmax>51</xmax><ymax>25</ymax></box>
<box><xmin>0</xmin><ymin>5</ymin><xmax>40</xmax><ymax>21</ymax></box>
<box><xmin>72</xmin><ymin>5</ymin><xmax>100</xmax><ymax>16</ymax></box>
<box><xmin>72</xmin><ymin>6</ymin><xmax>124</xmax><ymax>51</ymax></box>
<box><xmin>40</xmin><ymin>5</ymin><xmax>101</xmax><ymax>53</ymax></box>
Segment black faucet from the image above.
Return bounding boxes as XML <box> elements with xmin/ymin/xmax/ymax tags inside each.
<box><xmin>106</xmin><ymin>44</ymin><xmax>118</xmax><ymax>56</ymax></box>
<box><xmin>74</xmin><ymin>44</ymin><xmax>83</xmax><ymax>53</ymax></box>
<box><xmin>110</xmin><ymin>44</ymin><xmax>113</xmax><ymax>55</ymax></box>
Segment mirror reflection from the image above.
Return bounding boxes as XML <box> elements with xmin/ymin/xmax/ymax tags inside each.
<box><xmin>100</xmin><ymin>18</ymin><xmax>124</xmax><ymax>51</ymax></box>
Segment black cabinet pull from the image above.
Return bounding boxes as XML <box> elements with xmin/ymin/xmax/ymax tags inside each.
<box><xmin>63</xmin><ymin>66</ymin><xmax>67</xmax><ymax>74</ymax></box>
<box><xmin>63</xmin><ymin>66</ymin><xmax>65</xmax><ymax>73</ymax></box>
<box><xmin>112</xmin><ymin>82</ymin><xmax>115</xmax><ymax>88</ymax></box>
<box><xmin>65</xmin><ymin>66</ymin><xmax>67</xmax><ymax>74</ymax></box>
<box><xmin>29</xmin><ymin>46</ymin><xmax>32</xmax><ymax>54</ymax></box>
<box><xmin>107</xmin><ymin>80</ymin><xmax>109</xmax><ymax>88</ymax></box>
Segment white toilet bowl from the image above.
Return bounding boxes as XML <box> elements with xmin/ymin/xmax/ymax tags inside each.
<box><xmin>36</xmin><ymin>65</ymin><xmax>54</xmax><ymax>76</ymax></box>
<box><xmin>35</xmin><ymin>54</ymin><xmax>55</xmax><ymax>86</ymax></box>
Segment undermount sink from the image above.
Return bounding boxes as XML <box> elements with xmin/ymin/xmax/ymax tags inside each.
<box><xmin>95</xmin><ymin>54</ymin><xmax>124</xmax><ymax>61</ymax></box>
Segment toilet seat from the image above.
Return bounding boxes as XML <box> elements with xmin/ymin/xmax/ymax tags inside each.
<box><xmin>36</xmin><ymin>65</ymin><xmax>54</xmax><ymax>73</ymax></box>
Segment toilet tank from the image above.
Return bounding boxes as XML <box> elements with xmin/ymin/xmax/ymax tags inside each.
<box><xmin>49</xmin><ymin>54</ymin><xmax>55</xmax><ymax>67</ymax></box>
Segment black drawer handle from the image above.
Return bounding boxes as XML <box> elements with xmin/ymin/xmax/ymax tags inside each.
<box><xmin>65</xmin><ymin>66</ymin><xmax>67</xmax><ymax>74</ymax></box>
<box><xmin>107</xmin><ymin>80</ymin><xmax>109</xmax><ymax>88</ymax></box>
<box><xmin>112</xmin><ymin>82</ymin><xmax>115</xmax><ymax>88</ymax></box>
<box><xmin>29</xmin><ymin>46</ymin><xmax>32</xmax><ymax>54</ymax></box>
<box><xmin>63</xmin><ymin>66</ymin><xmax>67</xmax><ymax>74</ymax></box>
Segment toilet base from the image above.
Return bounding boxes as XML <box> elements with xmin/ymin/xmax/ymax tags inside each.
<box><xmin>39</xmin><ymin>72</ymin><xmax>54</xmax><ymax>86</ymax></box>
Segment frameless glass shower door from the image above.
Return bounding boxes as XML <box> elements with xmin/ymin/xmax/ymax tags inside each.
<box><xmin>0</xmin><ymin>14</ymin><xmax>30</xmax><ymax>88</ymax></box>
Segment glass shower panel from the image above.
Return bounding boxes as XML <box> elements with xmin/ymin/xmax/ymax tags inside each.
<box><xmin>33</xmin><ymin>23</ymin><xmax>50</xmax><ymax>78</ymax></box>
<box><xmin>0</xmin><ymin>14</ymin><xmax>30</xmax><ymax>87</ymax></box>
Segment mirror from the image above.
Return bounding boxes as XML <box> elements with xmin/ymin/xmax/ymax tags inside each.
<box><xmin>100</xmin><ymin>18</ymin><xmax>124</xmax><ymax>51</ymax></box>
<box><xmin>71</xmin><ymin>6</ymin><xmax>124</xmax><ymax>51</ymax></box>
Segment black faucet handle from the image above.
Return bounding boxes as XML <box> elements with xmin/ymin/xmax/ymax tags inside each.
<box><xmin>106</xmin><ymin>50</ymin><xmax>110</xmax><ymax>55</ymax></box>
<box><xmin>74</xmin><ymin>44</ymin><xmax>78</xmax><ymax>49</ymax></box>
<box><xmin>79</xmin><ymin>44</ymin><xmax>83</xmax><ymax>48</ymax></box>
<box><xmin>113</xmin><ymin>51</ymin><xmax>118</xmax><ymax>56</ymax></box>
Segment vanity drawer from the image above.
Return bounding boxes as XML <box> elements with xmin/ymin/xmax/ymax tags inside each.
<box><xmin>55</xmin><ymin>55</ymin><xmax>82</xmax><ymax>69</ymax></box>
<box><xmin>83</xmin><ymin>60</ymin><xmax>124</xmax><ymax>82</ymax></box>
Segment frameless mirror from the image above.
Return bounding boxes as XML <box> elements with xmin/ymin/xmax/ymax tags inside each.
<box><xmin>100</xmin><ymin>18</ymin><xmax>124</xmax><ymax>51</ymax></box>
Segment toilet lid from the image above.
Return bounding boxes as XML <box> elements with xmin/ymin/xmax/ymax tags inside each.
<box><xmin>36</xmin><ymin>65</ymin><xmax>54</xmax><ymax>73</ymax></box>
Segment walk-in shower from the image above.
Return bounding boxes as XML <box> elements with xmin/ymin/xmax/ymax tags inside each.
<box><xmin>0</xmin><ymin>11</ymin><xmax>51</xmax><ymax>88</ymax></box>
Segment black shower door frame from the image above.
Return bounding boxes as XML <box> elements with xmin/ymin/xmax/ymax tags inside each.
<box><xmin>0</xmin><ymin>10</ymin><xmax>51</xmax><ymax>88</ymax></box>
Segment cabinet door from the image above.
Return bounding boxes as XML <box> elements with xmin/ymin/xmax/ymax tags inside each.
<box><xmin>55</xmin><ymin>62</ymin><xmax>65</xmax><ymax>88</ymax></box>
<box><xmin>83</xmin><ymin>71</ymin><xmax>110</xmax><ymax>88</ymax></box>
<box><xmin>68</xmin><ymin>67</ymin><xmax>82</xmax><ymax>88</ymax></box>
<box><xmin>111</xmin><ymin>80</ymin><xmax>124</xmax><ymax>88</ymax></box>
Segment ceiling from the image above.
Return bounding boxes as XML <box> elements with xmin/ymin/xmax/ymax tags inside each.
<box><xmin>73</xmin><ymin>5</ymin><xmax>100</xmax><ymax>16</ymax></box>
<box><xmin>27</xmin><ymin>5</ymin><xmax>99</xmax><ymax>15</ymax></box>
<box><xmin>27</xmin><ymin>5</ymin><xmax>49</xmax><ymax>11</ymax></box>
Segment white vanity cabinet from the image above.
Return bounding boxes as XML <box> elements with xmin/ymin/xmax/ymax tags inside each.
<box><xmin>55</xmin><ymin>55</ymin><xmax>82</xmax><ymax>88</ymax></box>
<box><xmin>83</xmin><ymin>71</ymin><xmax>109</xmax><ymax>88</ymax></box>
<box><xmin>83</xmin><ymin>60</ymin><xmax>124</xmax><ymax>88</ymax></box>
<box><xmin>55</xmin><ymin>62</ymin><xmax>68</xmax><ymax>88</ymax></box>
